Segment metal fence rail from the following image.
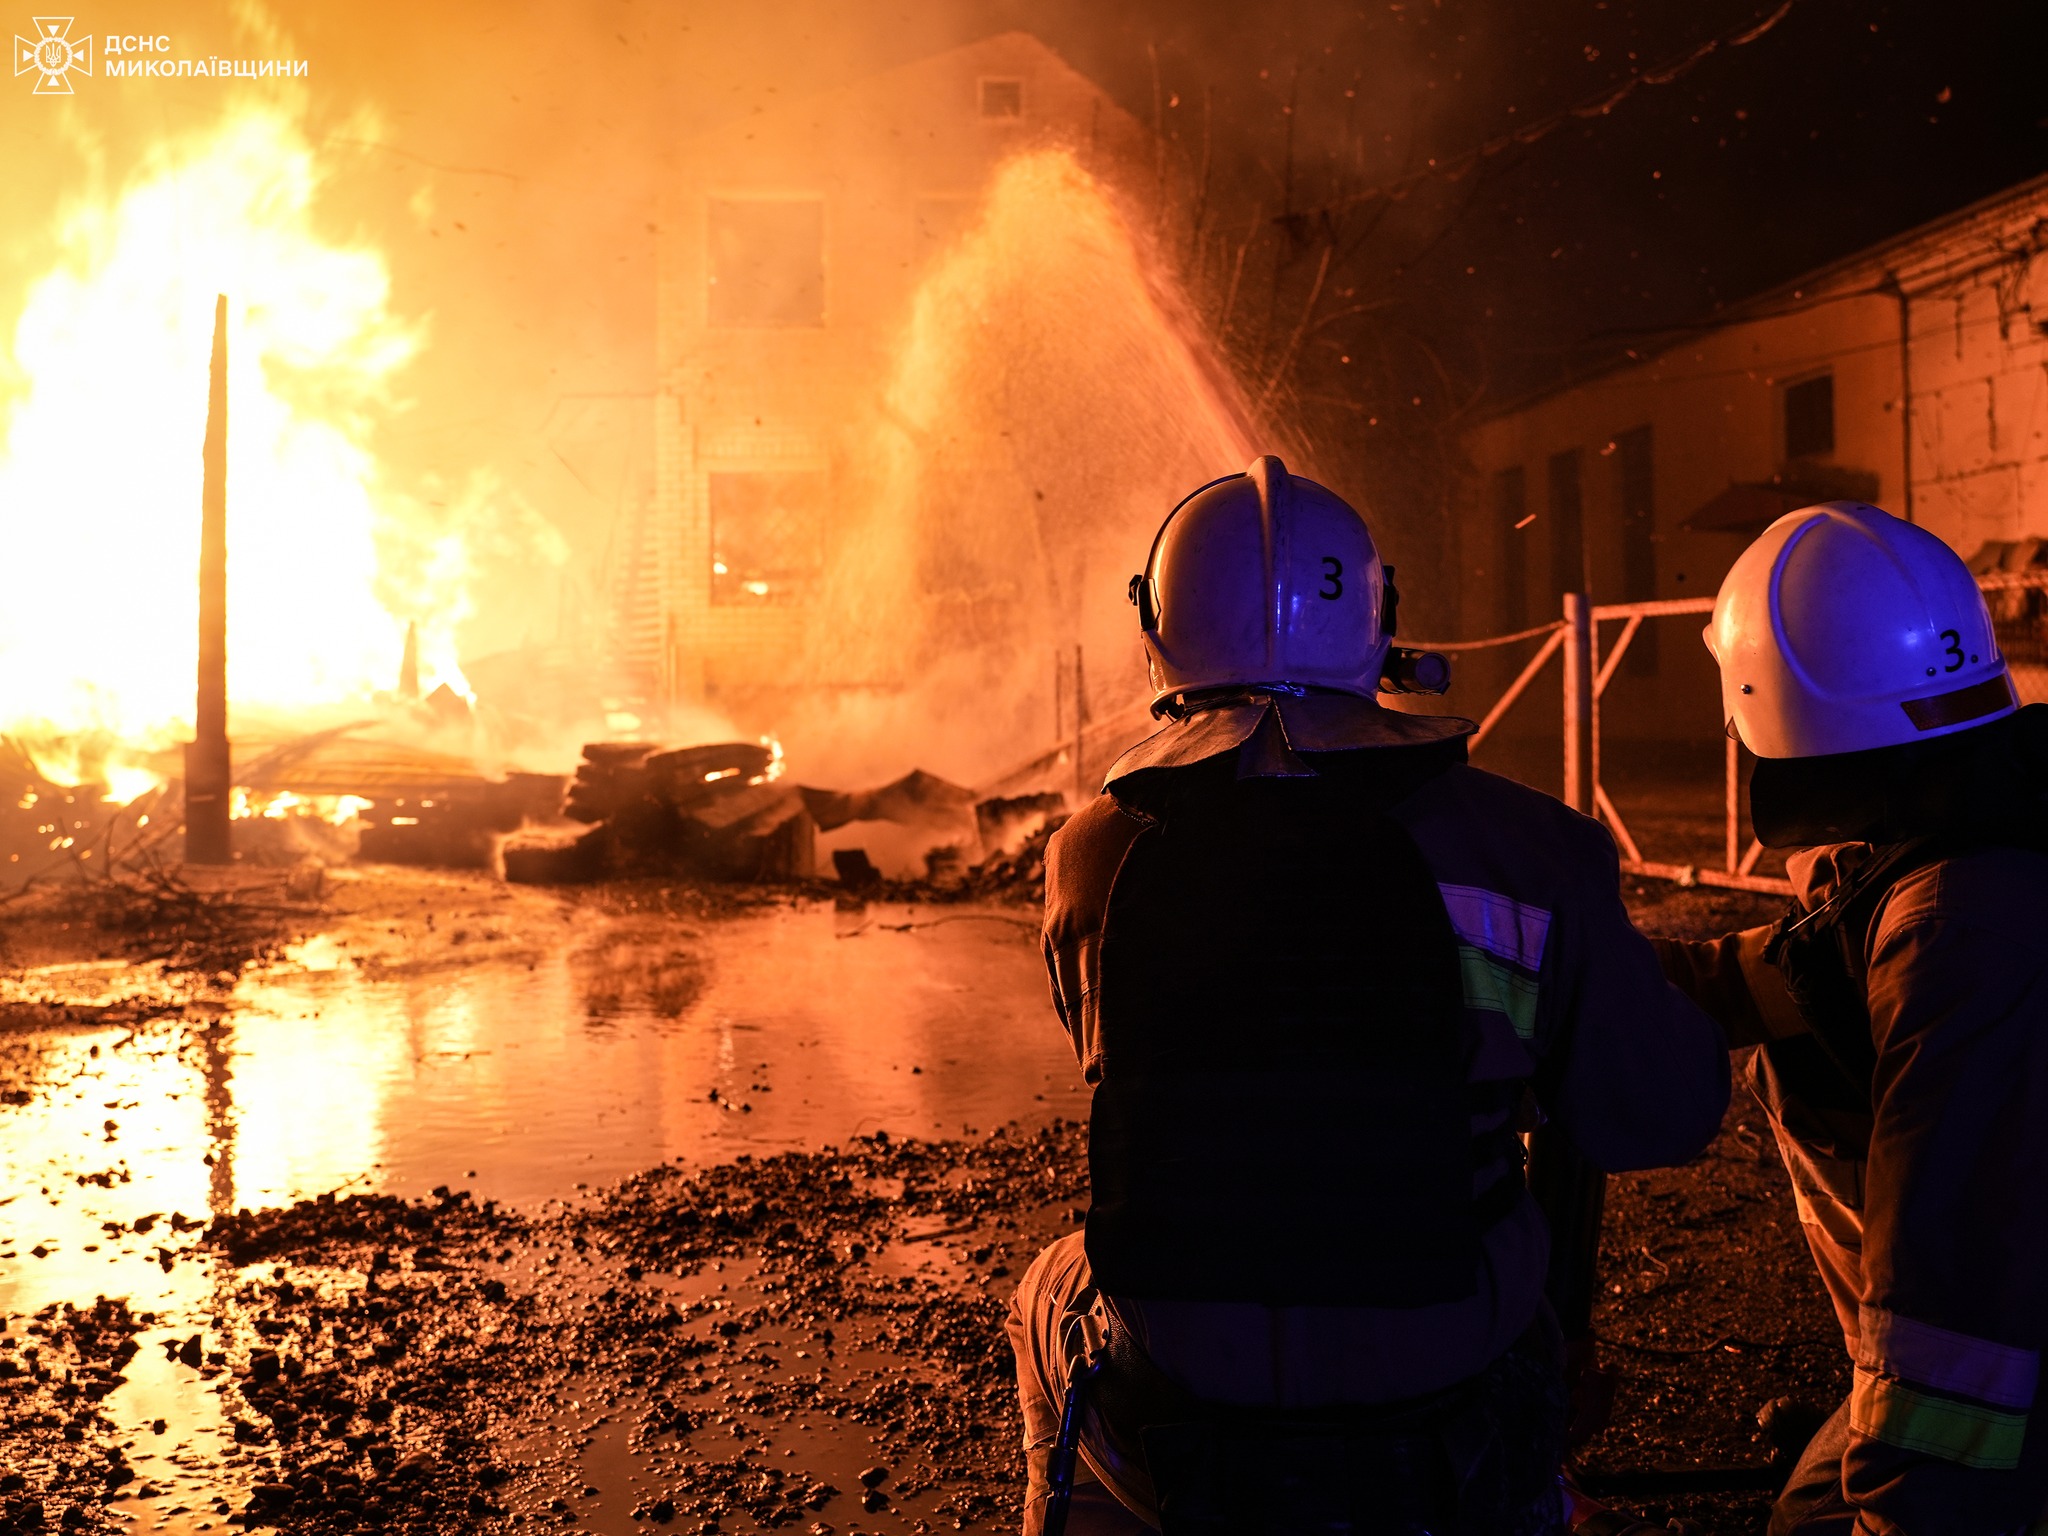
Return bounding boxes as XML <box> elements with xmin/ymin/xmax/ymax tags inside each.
<box><xmin>1577</xmin><ymin>594</ymin><xmax>1785</xmax><ymax>893</ymax></box>
<box><xmin>1420</xmin><ymin>570</ymin><xmax>2048</xmax><ymax>899</ymax></box>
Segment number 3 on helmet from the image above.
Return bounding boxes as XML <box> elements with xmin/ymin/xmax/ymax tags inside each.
<box><xmin>1129</xmin><ymin>455</ymin><xmax>1393</xmax><ymax>718</ymax></box>
<box><xmin>1706</xmin><ymin>500</ymin><xmax>2017</xmax><ymax>759</ymax></box>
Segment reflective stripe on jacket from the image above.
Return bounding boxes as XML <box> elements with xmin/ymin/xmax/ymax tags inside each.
<box><xmin>1660</xmin><ymin>843</ymin><xmax>2048</xmax><ymax>1532</ymax></box>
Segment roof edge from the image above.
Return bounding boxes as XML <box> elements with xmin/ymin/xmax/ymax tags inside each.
<box><xmin>1469</xmin><ymin>169</ymin><xmax>2048</xmax><ymax>429</ymax></box>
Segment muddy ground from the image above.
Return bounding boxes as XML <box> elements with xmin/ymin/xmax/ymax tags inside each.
<box><xmin>0</xmin><ymin>862</ymin><xmax>1841</xmax><ymax>1536</ymax></box>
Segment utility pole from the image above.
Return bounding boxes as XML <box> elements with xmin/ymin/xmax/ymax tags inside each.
<box><xmin>1536</xmin><ymin>588</ymin><xmax>1610</xmax><ymax>1440</ymax></box>
<box><xmin>185</xmin><ymin>294</ymin><xmax>232</xmax><ymax>866</ymax></box>
<box><xmin>1561</xmin><ymin>591</ymin><xmax>1593</xmax><ymax>814</ymax></box>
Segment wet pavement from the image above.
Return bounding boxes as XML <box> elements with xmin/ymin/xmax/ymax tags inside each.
<box><xmin>0</xmin><ymin>864</ymin><xmax>1829</xmax><ymax>1536</ymax></box>
<box><xmin>0</xmin><ymin>872</ymin><xmax>1082</xmax><ymax>1534</ymax></box>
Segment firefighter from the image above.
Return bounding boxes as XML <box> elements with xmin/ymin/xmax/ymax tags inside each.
<box><xmin>1006</xmin><ymin>456</ymin><xmax>1729</xmax><ymax>1535</ymax></box>
<box><xmin>1655</xmin><ymin>500</ymin><xmax>2048</xmax><ymax>1534</ymax></box>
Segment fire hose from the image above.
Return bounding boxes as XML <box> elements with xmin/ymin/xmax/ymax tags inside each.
<box><xmin>1042</xmin><ymin>1344</ymin><xmax>1108</xmax><ymax>1536</ymax></box>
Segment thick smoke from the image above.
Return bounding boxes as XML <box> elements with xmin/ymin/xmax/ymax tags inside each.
<box><xmin>784</xmin><ymin>148</ymin><xmax>1252</xmax><ymax>787</ymax></box>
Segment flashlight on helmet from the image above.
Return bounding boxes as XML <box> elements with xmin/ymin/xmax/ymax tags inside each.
<box><xmin>1380</xmin><ymin>648</ymin><xmax>1451</xmax><ymax>695</ymax></box>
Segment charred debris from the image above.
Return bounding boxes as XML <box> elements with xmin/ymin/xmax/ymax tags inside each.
<box><xmin>0</xmin><ymin>731</ymin><xmax>1068</xmax><ymax>906</ymax></box>
<box><xmin>502</xmin><ymin>740</ymin><xmax>1063</xmax><ymax>899</ymax></box>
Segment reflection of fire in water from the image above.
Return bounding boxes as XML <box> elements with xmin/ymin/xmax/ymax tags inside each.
<box><xmin>790</xmin><ymin>148</ymin><xmax>1256</xmax><ymax>787</ymax></box>
<box><xmin>0</xmin><ymin>104</ymin><xmax>479</xmax><ymax>790</ymax></box>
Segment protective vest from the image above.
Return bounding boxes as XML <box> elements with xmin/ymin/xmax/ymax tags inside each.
<box><xmin>1081</xmin><ymin>768</ymin><xmax>1521</xmax><ymax>1309</ymax></box>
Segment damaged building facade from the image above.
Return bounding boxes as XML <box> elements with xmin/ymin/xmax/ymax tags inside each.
<box><xmin>1452</xmin><ymin>172</ymin><xmax>2048</xmax><ymax>749</ymax></box>
<box><xmin>611</xmin><ymin>33</ymin><xmax>1146</xmax><ymax>723</ymax></box>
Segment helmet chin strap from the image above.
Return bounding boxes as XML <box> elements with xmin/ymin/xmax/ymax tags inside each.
<box><xmin>1160</xmin><ymin>663</ymin><xmax>1451</xmax><ymax>723</ymax></box>
<box><xmin>1159</xmin><ymin>683</ymin><xmax>1309</xmax><ymax>721</ymax></box>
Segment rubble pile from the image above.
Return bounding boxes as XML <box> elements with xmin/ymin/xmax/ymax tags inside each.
<box><xmin>0</xmin><ymin>719</ymin><xmax>1074</xmax><ymax>896</ymax></box>
<box><xmin>798</xmin><ymin>770</ymin><xmax>979</xmax><ymax>847</ymax></box>
<box><xmin>0</xmin><ymin>1297</ymin><xmax>145</xmax><ymax>1536</ymax></box>
<box><xmin>353</xmin><ymin>774</ymin><xmax>564</xmax><ymax>871</ymax></box>
<box><xmin>505</xmin><ymin>742</ymin><xmax>813</xmax><ymax>885</ymax></box>
<box><xmin>234</xmin><ymin>728</ymin><xmax>566</xmax><ymax>873</ymax></box>
<box><xmin>504</xmin><ymin>741</ymin><xmax>1009</xmax><ymax>892</ymax></box>
<box><xmin>927</xmin><ymin>817</ymin><xmax>1062</xmax><ymax>905</ymax></box>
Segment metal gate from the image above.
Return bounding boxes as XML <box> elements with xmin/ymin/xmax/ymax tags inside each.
<box><xmin>1431</xmin><ymin>572</ymin><xmax>2048</xmax><ymax>897</ymax></box>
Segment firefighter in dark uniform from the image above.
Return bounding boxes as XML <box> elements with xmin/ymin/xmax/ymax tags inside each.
<box><xmin>1656</xmin><ymin>501</ymin><xmax>2048</xmax><ymax>1535</ymax></box>
<box><xmin>1005</xmin><ymin>457</ymin><xmax>1730</xmax><ymax>1535</ymax></box>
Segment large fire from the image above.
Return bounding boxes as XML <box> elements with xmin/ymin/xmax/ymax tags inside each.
<box><xmin>0</xmin><ymin>103</ymin><xmax>472</xmax><ymax>792</ymax></box>
<box><xmin>0</xmin><ymin>118</ymin><xmax>1255</xmax><ymax>824</ymax></box>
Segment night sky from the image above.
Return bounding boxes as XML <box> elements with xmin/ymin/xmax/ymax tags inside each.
<box><xmin>1001</xmin><ymin>0</ymin><xmax>2046</xmax><ymax>399</ymax></box>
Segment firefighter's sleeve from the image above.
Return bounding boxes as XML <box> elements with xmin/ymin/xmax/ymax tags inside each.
<box><xmin>1839</xmin><ymin>860</ymin><xmax>2048</xmax><ymax>1534</ymax></box>
<box><xmin>1543</xmin><ymin>825</ymin><xmax>1730</xmax><ymax>1173</ymax></box>
<box><xmin>1040</xmin><ymin>797</ymin><xmax>1148</xmax><ymax>1082</ymax></box>
<box><xmin>1651</xmin><ymin>927</ymin><xmax>1808</xmax><ymax>1049</ymax></box>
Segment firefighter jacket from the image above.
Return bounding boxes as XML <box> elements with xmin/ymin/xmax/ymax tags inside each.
<box><xmin>1042</xmin><ymin>695</ymin><xmax>1729</xmax><ymax>1409</ymax></box>
<box><xmin>1658</xmin><ymin>843</ymin><xmax>2048</xmax><ymax>1534</ymax></box>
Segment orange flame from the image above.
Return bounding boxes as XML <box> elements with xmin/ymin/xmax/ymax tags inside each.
<box><xmin>0</xmin><ymin>104</ymin><xmax>483</xmax><ymax>784</ymax></box>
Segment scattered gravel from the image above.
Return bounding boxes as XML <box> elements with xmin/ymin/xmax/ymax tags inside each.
<box><xmin>1583</xmin><ymin>1103</ymin><xmax>1849</xmax><ymax>1532</ymax></box>
<box><xmin>178</xmin><ymin>1102</ymin><xmax>1843</xmax><ymax>1536</ymax></box>
<box><xmin>191</xmin><ymin>1125</ymin><xmax>1089</xmax><ymax>1534</ymax></box>
<box><xmin>0</xmin><ymin>1296</ymin><xmax>145</xmax><ymax>1535</ymax></box>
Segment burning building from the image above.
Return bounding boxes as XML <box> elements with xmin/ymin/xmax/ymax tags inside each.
<box><xmin>611</xmin><ymin>32</ymin><xmax>1252</xmax><ymax>789</ymax></box>
<box><xmin>0</xmin><ymin>29</ymin><xmax>1263</xmax><ymax>857</ymax></box>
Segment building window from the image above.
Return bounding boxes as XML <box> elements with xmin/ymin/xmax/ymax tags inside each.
<box><xmin>1784</xmin><ymin>372</ymin><xmax>1834</xmax><ymax>460</ymax></box>
<box><xmin>1497</xmin><ymin>466</ymin><xmax>1528</xmax><ymax>631</ymax></box>
<box><xmin>709</xmin><ymin>471</ymin><xmax>826</xmax><ymax>606</ymax></box>
<box><xmin>1615</xmin><ymin>426</ymin><xmax>1658</xmax><ymax>675</ymax></box>
<box><xmin>1548</xmin><ymin>449</ymin><xmax>1584</xmax><ymax>601</ymax></box>
<box><xmin>979</xmin><ymin>78</ymin><xmax>1024</xmax><ymax>119</ymax></box>
<box><xmin>707</xmin><ymin>199</ymin><xmax>824</xmax><ymax>328</ymax></box>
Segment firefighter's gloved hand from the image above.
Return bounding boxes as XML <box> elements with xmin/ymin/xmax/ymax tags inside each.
<box><xmin>1651</xmin><ymin>925</ymin><xmax>1806</xmax><ymax>1048</ymax></box>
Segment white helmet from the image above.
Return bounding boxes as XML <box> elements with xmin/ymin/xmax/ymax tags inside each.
<box><xmin>1131</xmin><ymin>456</ymin><xmax>1392</xmax><ymax>715</ymax></box>
<box><xmin>1706</xmin><ymin>500</ymin><xmax>2016</xmax><ymax>759</ymax></box>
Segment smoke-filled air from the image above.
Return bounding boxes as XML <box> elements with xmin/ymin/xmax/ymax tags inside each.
<box><xmin>791</xmin><ymin>148</ymin><xmax>1252</xmax><ymax>786</ymax></box>
<box><xmin>0</xmin><ymin>107</ymin><xmax>1249</xmax><ymax>801</ymax></box>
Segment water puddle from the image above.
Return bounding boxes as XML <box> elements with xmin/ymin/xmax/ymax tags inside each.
<box><xmin>0</xmin><ymin>892</ymin><xmax>1080</xmax><ymax>1532</ymax></box>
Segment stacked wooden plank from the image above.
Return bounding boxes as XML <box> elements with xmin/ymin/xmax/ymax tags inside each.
<box><xmin>506</xmin><ymin>741</ymin><xmax>811</xmax><ymax>884</ymax></box>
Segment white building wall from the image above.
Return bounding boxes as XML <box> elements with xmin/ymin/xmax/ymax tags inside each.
<box><xmin>1452</xmin><ymin>175</ymin><xmax>2048</xmax><ymax>748</ymax></box>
